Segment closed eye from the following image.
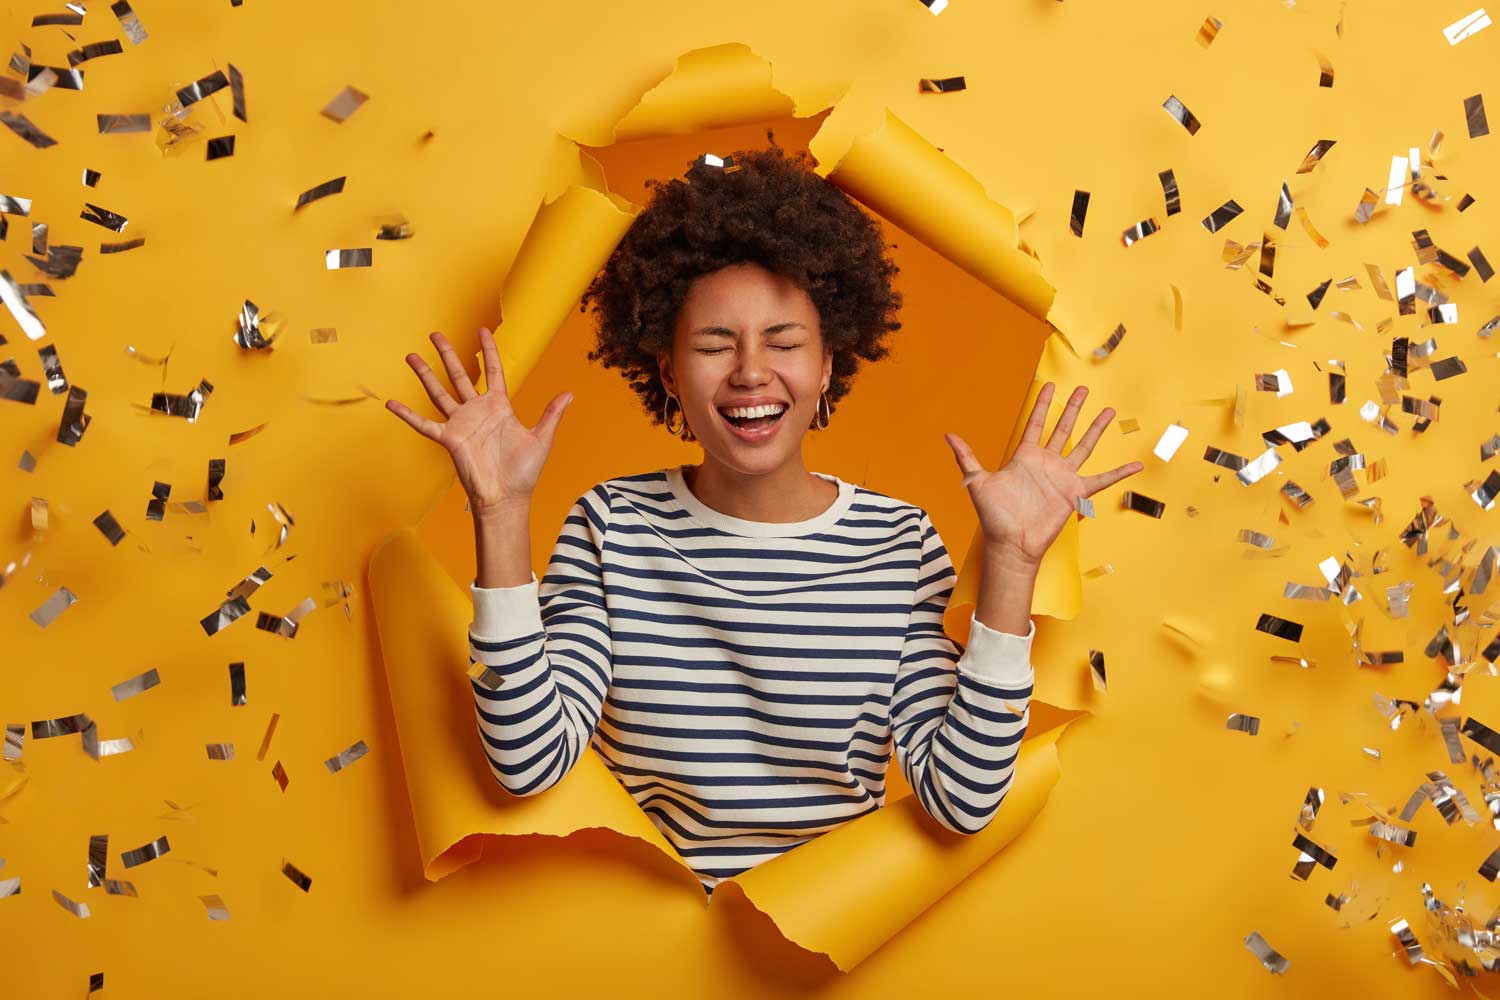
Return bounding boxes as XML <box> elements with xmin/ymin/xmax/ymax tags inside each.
<box><xmin>696</xmin><ymin>345</ymin><xmax>799</xmax><ymax>355</ymax></box>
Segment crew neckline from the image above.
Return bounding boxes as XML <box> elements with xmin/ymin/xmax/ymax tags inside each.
<box><xmin>664</xmin><ymin>464</ymin><xmax>855</xmax><ymax>537</ymax></box>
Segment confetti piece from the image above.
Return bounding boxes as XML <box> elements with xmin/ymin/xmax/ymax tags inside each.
<box><xmin>256</xmin><ymin>712</ymin><xmax>280</xmax><ymax>761</ymax></box>
<box><xmin>1159</xmin><ymin>169</ymin><xmax>1180</xmax><ymax>216</ymax></box>
<box><xmin>200</xmin><ymin>894</ymin><xmax>230</xmax><ymax>920</ymax></box>
<box><xmin>1444</xmin><ymin>8</ymin><xmax>1491</xmax><ymax>44</ymax></box>
<box><xmin>1226</xmin><ymin>712</ymin><xmax>1260</xmax><ymax>735</ymax></box>
<box><xmin>1153</xmin><ymin>423</ymin><xmax>1188</xmax><ymax>460</ymax></box>
<box><xmin>113</xmin><ymin>0</ymin><xmax>149</xmax><ymax>44</ymax></box>
<box><xmin>1195</xmin><ymin>16</ymin><xmax>1223</xmax><ymax>46</ymax></box>
<box><xmin>1255</xmin><ymin>613</ymin><xmax>1303</xmax><ymax>642</ymax></box>
<box><xmin>52</xmin><ymin>888</ymin><xmax>90</xmax><ymax>918</ymax></box>
<box><xmin>295</xmin><ymin>176</ymin><xmax>346</xmax><ymax>211</ymax></box>
<box><xmin>1315</xmin><ymin>51</ymin><xmax>1333</xmax><ymax>88</ymax></box>
<box><xmin>206</xmin><ymin>742</ymin><xmax>234</xmax><ymax>760</ymax></box>
<box><xmin>272</xmin><ymin>761</ymin><xmax>289</xmax><ymax>791</ymax></box>
<box><xmin>1244</xmin><ymin>930</ymin><xmax>1288</xmax><ymax>974</ymax></box>
<box><xmin>121</xmin><ymin>834</ymin><xmax>170</xmax><ymax>868</ymax></box>
<box><xmin>1272</xmin><ymin>183</ymin><xmax>1292</xmax><ymax>230</ymax></box>
<box><xmin>1069</xmin><ymin>190</ymin><xmax>1088</xmax><ymax>236</ymax></box>
<box><xmin>324</xmin><ymin>739</ymin><xmax>369</xmax><ymax>774</ymax></box>
<box><xmin>1162</xmin><ymin>94</ymin><xmax>1201</xmax><ymax>135</ymax></box>
<box><xmin>111</xmin><ymin>668</ymin><xmax>159</xmax><ymax>701</ymax></box>
<box><xmin>1121</xmin><ymin>218</ymin><xmax>1161</xmax><ymax>247</ymax></box>
<box><xmin>206</xmin><ymin>135</ymin><xmax>234</xmax><ymax>160</ymax></box>
<box><xmin>1088</xmin><ymin>649</ymin><xmax>1106</xmax><ymax>690</ymax></box>
<box><xmin>1091</xmin><ymin>322</ymin><xmax>1125</xmax><ymax>359</ymax></box>
<box><xmin>281</xmin><ymin>859</ymin><xmax>312</xmax><ymax>891</ymax></box>
<box><xmin>918</xmin><ymin>76</ymin><xmax>965</xmax><ymax>93</ymax></box>
<box><xmin>229</xmin><ymin>662</ymin><xmax>246</xmax><ymax>706</ymax></box>
<box><xmin>1465</xmin><ymin>94</ymin><xmax>1489</xmax><ymax>139</ymax></box>
<box><xmin>1201</xmin><ymin>199</ymin><xmax>1242</xmax><ymax>233</ymax></box>
<box><xmin>28</xmin><ymin>586</ymin><xmax>77</xmax><ymax>627</ymax></box>
<box><xmin>1121</xmin><ymin>490</ymin><xmax>1165</xmax><ymax>517</ymax></box>
<box><xmin>228</xmin><ymin>63</ymin><xmax>246</xmax><ymax>122</ymax></box>
<box><xmin>326</xmin><ymin>248</ymin><xmax>372</xmax><ymax>269</ymax></box>
<box><xmin>321</xmin><ymin>85</ymin><xmax>369</xmax><ymax>122</ymax></box>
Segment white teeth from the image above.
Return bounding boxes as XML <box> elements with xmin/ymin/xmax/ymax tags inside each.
<box><xmin>721</xmin><ymin>403</ymin><xmax>787</xmax><ymax>419</ymax></box>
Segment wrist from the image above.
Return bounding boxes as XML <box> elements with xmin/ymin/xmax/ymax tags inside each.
<box><xmin>983</xmin><ymin>543</ymin><xmax>1041</xmax><ymax>578</ymax></box>
<box><xmin>471</xmin><ymin>497</ymin><xmax>530</xmax><ymax>524</ymax></box>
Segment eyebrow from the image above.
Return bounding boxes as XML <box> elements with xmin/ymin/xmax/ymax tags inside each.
<box><xmin>691</xmin><ymin>322</ymin><xmax>806</xmax><ymax>338</ymax></box>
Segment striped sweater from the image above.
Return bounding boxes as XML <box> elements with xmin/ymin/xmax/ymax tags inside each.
<box><xmin>466</xmin><ymin>464</ymin><xmax>1035</xmax><ymax>897</ymax></box>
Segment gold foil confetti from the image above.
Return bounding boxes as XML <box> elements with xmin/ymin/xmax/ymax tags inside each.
<box><xmin>233</xmin><ymin>298</ymin><xmax>283</xmax><ymax>350</ymax></box>
<box><xmin>87</xmin><ymin>833</ymin><xmax>108</xmax><ymax>887</ymax></box>
<box><xmin>325</xmin><ymin>248</ymin><xmax>373</xmax><ymax>269</ymax></box>
<box><xmin>0</xmin><ymin>111</ymin><xmax>59</xmax><ymax>148</ymax></box>
<box><xmin>1121</xmin><ymin>218</ymin><xmax>1161</xmax><ymax>247</ymax></box>
<box><xmin>206</xmin><ymin>743</ymin><xmax>234</xmax><ymax>761</ymax></box>
<box><xmin>1170</xmin><ymin>284</ymin><xmax>1183</xmax><ymax>331</ymax></box>
<box><xmin>1069</xmin><ymin>190</ymin><xmax>1088</xmax><ymax>236</ymax></box>
<box><xmin>1153</xmin><ymin>422</ymin><xmax>1188</xmax><ymax>460</ymax></box>
<box><xmin>324</xmin><ymin>739</ymin><xmax>369</xmax><ymax>774</ymax></box>
<box><xmin>1091</xmin><ymin>323</ymin><xmax>1126</xmax><ymax>359</ymax></box>
<box><xmin>228</xmin><ymin>63</ymin><xmax>246</xmax><ymax>121</ymax></box>
<box><xmin>1298</xmin><ymin>786</ymin><xmax>1324</xmax><ymax>829</ymax></box>
<box><xmin>375</xmin><ymin>213</ymin><xmax>413</xmax><ymax>240</ymax></box>
<box><xmin>1243</xmin><ymin>930</ymin><xmax>1288</xmax><ymax>974</ymax></box>
<box><xmin>1294</xmin><ymin>206</ymin><xmax>1328</xmax><ymax>248</ymax></box>
<box><xmin>1444</xmin><ymin>8</ymin><xmax>1492</xmax><ymax>44</ymax></box>
<box><xmin>1465</xmin><ymin>94</ymin><xmax>1490</xmax><ymax>139</ymax></box>
<box><xmin>110</xmin><ymin>668</ymin><xmax>159</xmax><ymax>701</ymax></box>
<box><xmin>320</xmin><ymin>85</ymin><xmax>369</xmax><ymax>122</ymax></box>
<box><xmin>206</xmin><ymin>135</ymin><xmax>234</xmax><ymax>160</ymax></box>
<box><xmin>1272</xmin><ymin>182</ymin><xmax>1292</xmax><ymax>229</ymax></box>
<box><xmin>294</xmin><ymin>176</ymin><xmax>346</xmax><ymax>211</ymax></box>
<box><xmin>113</xmin><ymin>0</ymin><xmax>150</xmax><ymax>45</ymax></box>
<box><xmin>256</xmin><ymin>713</ymin><xmax>279</xmax><ymax>761</ymax></box>
<box><xmin>1292</xmin><ymin>830</ymin><xmax>1337</xmax><ymax>871</ymax></box>
<box><xmin>1480</xmin><ymin>848</ymin><xmax>1500</xmax><ymax>882</ymax></box>
<box><xmin>200</xmin><ymin>894</ymin><xmax>230</xmax><ymax>920</ymax></box>
<box><xmin>96</xmin><ymin>113</ymin><xmax>150</xmax><ymax>133</ymax></box>
<box><xmin>1354</xmin><ymin>186</ymin><xmax>1380</xmax><ymax>223</ymax></box>
<box><xmin>1088</xmin><ymin>649</ymin><xmax>1106</xmax><ymax>690</ymax></box>
<box><xmin>1307</xmin><ymin>277</ymin><xmax>1331</xmax><ymax>309</ymax></box>
<box><xmin>917</xmin><ymin>76</ymin><xmax>966</xmax><ymax>93</ymax></box>
<box><xmin>1369</xmin><ymin>820</ymin><xmax>1417</xmax><ymax>846</ymax></box>
<box><xmin>1</xmin><ymin>269</ymin><xmax>46</xmax><ymax>339</ymax></box>
<box><xmin>310</xmin><ymin>327</ymin><xmax>338</xmax><ymax>344</ymax></box>
<box><xmin>272</xmin><ymin>761</ymin><xmax>289</xmax><ymax>791</ymax></box>
<box><xmin>66</xmin><ymin>40</ymin><xmax>123</xmax><ymax>68</ymax></box>
<box><xmin>1121</xmin><ymin>490</ymin><xmax>1165</xmax><ymax>517</ymax></box>
<box><xmin>281</xmin><ymin>858</ymin><xmax>312</xmax><ymax>892</ymax></box>
<box><xmin>32</xmin><ymin>11</ymin><xmax>83</xmax><ymax>25</ymax></box>
<box><xmin>1259</xmin><ymin>231</ymin><xmax>1276</xmax><ymax>277</ymax></box>
<box><xmin>1162</xmin><ymin>94</ymin><xmax>1201</xmax><ymax>134</ymax></box>
<box><xmin>917</xmin><ymin>0</ymin><xmax>949</xmax><ymax>12</ymax></box>
<box><xmin>121</xmin><ymin>835</ymin><xmax>170</xmax><ymax>868</ymax></box>
<box><xmin>1074</xmin><ymin>495</ymin><xmax>1094</xmax><ymax>518</ymax></box>
<box><xmin>29</xmin><ymin>586</ymin><xmax>78</xmax><ymax>627</ymax></box>
<box><xmin>1468</xmin><ymin>246</ymin><xmax>1494</xmax><ymax>281</ymax></box>
<box><xmin>1235</xmin><ymin>447</ymin><xmax>1283</xmax><ymax>485</ymax></box>
<box><xmin>1226</xmin><ymin>712</ymin><xmax>1260</xmax><ymax>735</ymax></box>
<box><xmin>52</xmin><ymin>888</ymin><xmax>91</xmax><ymax>918</ymax></box>
<box><xmin>1159</xmin><ymin>169</ymin><xmax>1180</xmax><ymax>216</ymax></box>
<box><xmin>1117</xmin><ymin>417</ymin><xmax>1139</xmax><ymax>433</ymax></box>
<box><xmin>1255</xmin><ymin>613</ymin><xmax>1303</xmax><ymax>642</ymax></box>
<box><xmin>1084</xmin><ymin>562</ymin><xmax>1115</xmax><ymax>578</ymax></box>
<box><xmin>1195</xmin><ymin>15</ymin><xmax>1222</xmax><ymax>46</ymax></box>
<box><xmin>176</xmin><ymin>70</ymin><xmax>229</xmax><ymax>108</ymax></box>
<box><xmin>1314</xmin><ymin>51</ymin><xmax>1334</xmax><ymax>88</ymax></box>
<box><xmin>1201</xmin><ymin>199</ymin><xmax>1243</xmax><ymax>233</ymax></box>
<box><xmin>229</xmin><ymin>662</ymin><xmax>246</xmax><ymax>706</ymax></box>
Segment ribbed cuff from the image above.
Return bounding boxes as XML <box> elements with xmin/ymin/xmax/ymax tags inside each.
<box><xmin>955</xmin><ymin>613</ymin><xmax>1035</xmax><ymax>685</ymax></box>
<box><xmin>469</xmin><ymin>573</ymin><xmax>543</xmax><ymax>641</ymax></box>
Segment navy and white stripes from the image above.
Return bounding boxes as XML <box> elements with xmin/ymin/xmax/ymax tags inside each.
<box><xmin>467</xmin><ymin>464</ymin><xmax>1035</xmax><ymax>896</ymax></box>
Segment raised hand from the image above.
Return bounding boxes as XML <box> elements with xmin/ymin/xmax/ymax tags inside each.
<box><xmin>943</xmin><ymin>382</ymin><xmax>1144</xmax><ymax>567</ymax></box>
<box><xmin>386</xmin><ymin>327</ymin><xmax>574</xmax><ymax>517</ymax></box>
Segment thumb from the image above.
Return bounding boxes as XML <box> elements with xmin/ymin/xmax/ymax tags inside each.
<box><xmin>943</xmin><ymin>432</ymin><xmax>986</xmax><ymax>487</ymax></box>
<box><xmin>534</xmin><ymin>391</ymin><xmax>573</xmax><ymax>449</ymax></box>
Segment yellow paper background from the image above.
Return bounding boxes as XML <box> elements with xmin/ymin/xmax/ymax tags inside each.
<box><xmin>3</xmin><ymin>0</ymin><xmax>1494</xmax><ymax>995</ymax></box>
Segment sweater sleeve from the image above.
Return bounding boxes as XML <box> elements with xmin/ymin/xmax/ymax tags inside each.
<box><xmin>466</xmin><ymin>485</ymin><xmax>614</xmax><ymax>797</ymax></box>
<box><xmin>889</xmin><ymin>509</ymin><xmax>1035</xmax><ymax>834</ymax></box>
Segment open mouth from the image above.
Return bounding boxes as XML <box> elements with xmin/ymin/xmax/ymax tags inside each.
<box><xmin>717</xmin><ymin>404</ymin><xmax>788</xmax><ymax>439</ymax></box>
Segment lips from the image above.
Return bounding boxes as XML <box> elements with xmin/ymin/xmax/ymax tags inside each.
<box><xmin>717</xmin><ymin>406</ymin><xmax>787</xmax><ymax>442</ymax></box>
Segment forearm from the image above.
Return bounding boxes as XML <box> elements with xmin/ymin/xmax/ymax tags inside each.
<box><xmin>973</xmin><ymin>546</ymin><xmax>1039</xmax><ymax>636</ymax></box>
<box><xmin>473</xmin><ymin>503</ymin><xmax>533</xmax><ymax>589</ymax></box>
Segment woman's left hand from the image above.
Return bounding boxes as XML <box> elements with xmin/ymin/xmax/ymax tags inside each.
<box><xmin>943</xmin><ymin>382</ymin><xmax>1145</xmax><ymax>567</ymax></box>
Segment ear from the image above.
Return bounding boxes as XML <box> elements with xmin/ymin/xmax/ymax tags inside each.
<box><xmin>656</xmin><ymin>351</ymin><xmax>673</xmax><ymax>395</ymax></box>
<box><xmin>822</xmin><ymin>345</ymin><xmax>833</xmax><ymax>390</ymax></box>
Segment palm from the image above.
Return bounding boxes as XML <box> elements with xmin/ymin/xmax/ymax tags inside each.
<box><xmin>386</xmin><ymin>327</ymin><xmax>573</xmax><ymax>513</ymax></box>
<box><xmin>945</xmin><ymin>382</ymin><xmax>1144</xmax><ymax>565</ymax></box>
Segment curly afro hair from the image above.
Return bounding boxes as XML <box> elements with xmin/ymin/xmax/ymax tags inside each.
<box><xmin>578</xmin><ymin>130</ymin><xmax>903</xmax><ymax>432</ymax></box>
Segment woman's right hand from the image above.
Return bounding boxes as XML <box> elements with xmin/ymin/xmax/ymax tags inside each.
<box><xmin>386</xmin><ymin>327</ymin><xmax>573</xmax><ymax>517</ymax></box>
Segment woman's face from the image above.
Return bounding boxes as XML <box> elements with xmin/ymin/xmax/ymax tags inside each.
<box><xmin>658</xmin><ymin>262</ymin><xmax>833</xmax><ymax>473</ymax></box>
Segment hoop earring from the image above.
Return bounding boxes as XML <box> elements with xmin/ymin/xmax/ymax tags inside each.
<box><xmin>663</xmin><ymin>391</ymin><xmax>696</xmax><ymax>442</ymax></box>
<box><xmin>812</xmin><ymin>389</ymin><xmax>830</xmax><ymax>430</ymax></box>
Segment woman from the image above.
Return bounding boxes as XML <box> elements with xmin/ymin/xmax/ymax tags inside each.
<box><xmin>386</xmin><ymin>140</ymin><xmax>1143</xmax><ymax>898</ymax></box>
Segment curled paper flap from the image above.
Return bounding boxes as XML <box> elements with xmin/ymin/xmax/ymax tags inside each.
<box><xmin>715</xmin><ymin>721</ymin><xmax>1069</xmax><ymax>971</ymax></box>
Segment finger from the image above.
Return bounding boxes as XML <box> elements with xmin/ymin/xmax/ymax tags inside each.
<box><xmin>478</xmin><ymin>327</ymin><xmax>511</xmax><ymax>407</ymax></box>
<box><xmin>1064</xmin><ymin>405</ymin><xmax>1116</xmax><ymax>469</ymax></box>
<box><xmin>430</xmin><ymin>331</ymin><xmax>479</xmax><ymax>403</ymax></box>
<box><xmin>533</xmin><ymin>390</ymin><xmax>574</xmax><ymax>451</ymax></box>
<box><xmin>406</xmin><ymin>353</ymin><xmax>460</xmax><ymax>417</ymax></box>
<box><xmin>385</xmin><ymin>398</ymin><xmax>444</xmax><ymax>441</ymax></box>
<box><xmin>943</xmin><ymin>432</ymin><xmax>988</xmax><ymax>487</ymax></box>
<box><xmin>1044</xmin><ymin>385</ymin><xmax>1088</xmax><ymax>452</ymax></box>
<box><xmin>1082</xmin><ymin>461</ymin><xmax>1145</xmax><ymax>496</ymax></box>
<box><xmin>1018</xmin><ymin>382</ymin><xmax>1055</xmax><ymax>447</ymax></box>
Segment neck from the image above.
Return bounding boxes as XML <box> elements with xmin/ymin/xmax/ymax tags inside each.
<box><xmin>684</xmin><ymin>455</ymin><xmax>836</xmax><ymax>523</ymax></box>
